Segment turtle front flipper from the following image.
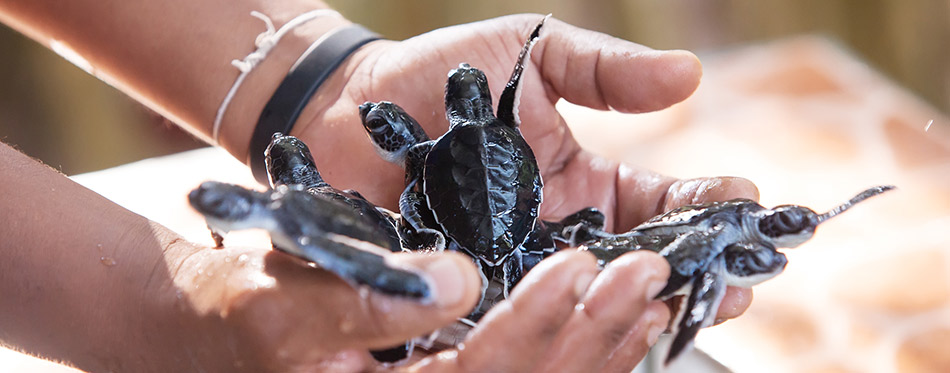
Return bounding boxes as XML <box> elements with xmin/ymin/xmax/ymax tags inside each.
<box><xmin>287</xmin><ymin>232</ymin><xmax>432</xmax><ymax>300</ymax></box>
<box><xmin>551</xmin><ymin>206</ymin><xmax>607</xmax><ymax>246</ymax></box>
<box><xmin>398</xmin><ymin>184</ymin><xmax>446</xmax><ymax>252</ymax></box>
<box><xmin>519</xmin><ymin>207</ymin><xmax>607</xmax><ymax>272</ymax></box>
<box><xmin>665</xmin><ymin>259</ymin><xmax>727</xmax><ymax>365</ymax></box>
<box><xmin>655</xmin><ymin>224</ymin><xmax>729</xmax><ymax>298</ymax></box>
<box><xmin>496</xmin><ymin>15</ymin><xmax>548</xmax><ymax>128</ymax></box>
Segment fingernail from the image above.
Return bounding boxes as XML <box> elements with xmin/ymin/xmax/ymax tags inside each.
<box><xmin>574</xmin><ymin>270</ymin><xmax>597</xmax><ymax>298</ymax></box>
<box><xmin>645</xmin><ymin>277</ymin><xmax>667</xmax><ymax>302</ymax></box>
<box><xmin>639</xmin><ymin>305</ymin><xmax>666</xmax><ymax>346</ymax></box>
<box><xmin>425</xmin><ymin>256</ymin><xmax>470</xmax><ymax>307</ymax></box>
<box><xmin>647</xmin><ymin>321</ymin><xmax>665</xmax><ymax>346</ymax></box>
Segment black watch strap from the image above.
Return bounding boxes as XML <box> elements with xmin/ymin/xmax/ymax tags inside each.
<box><xmin>249</xmin><ymin>24</ymin><xmax>380</xmax><ymax>184</ymax></box>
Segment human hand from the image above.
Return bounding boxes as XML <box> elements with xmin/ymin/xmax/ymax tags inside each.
<box><xmin>294</xmin><ymin>14</ymin><xmax>757</xmax><ymax>326</ymax></box>
<box><xmin>170</xmin><ymin>242</ymin><xmax>670</xmax><ymax>372</ymax></box>
<box><xmin>164</xmin><ymin>243</ymin><xmax>480</xmax><ymax>372</ymax></box>
<box><xmin>413</xmin><ymin>250</ymin><xmax>671</xmax><ymax>372</ymax></box>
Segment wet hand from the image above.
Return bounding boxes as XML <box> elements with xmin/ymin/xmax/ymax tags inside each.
<box><xmin>296</xmin><ymin>14</ymin><xmax>757</xmax><ymax>337</ymax></box>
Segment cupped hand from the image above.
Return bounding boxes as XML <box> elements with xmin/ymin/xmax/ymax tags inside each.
<box><xmin>170</xmin><ymin>244</ymin><xmax>481</xmax><ymax>372</ymax></box>
<box><xmin>190</xmin><ymin>13</ymin><xmax>759</xmax><ymax>369</ymax></box>
<box><xmin>175</xmin><ymin>242</ymin><xmax>673</xmax><ymax>372</ymax></box>
<box><xmin>297</xmin><ymin>14</ymin><xmax>757</xmax><ymax>325</ymax></box>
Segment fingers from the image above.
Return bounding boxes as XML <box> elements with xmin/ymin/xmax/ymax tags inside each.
<box><xmin>538</xmin><ymin>251</ymin><xmax>671</xmax><ymax>373</ymax></box>
<box><xmin>613</xmin><ymin>172</ymin><xmax>759</xmax><ymax>233</ymax></box>
<box><xmin>662</xmin><ymin>177</ymin><xmax>761</xmax><ymax>211</ymax></box>
<box><xmin>414</xmin><ymin>251</ymin><xmax>676</xmax><ymax>373</ymax></box>
<box><xmin>358</xmin><ymin>252</ymin><xmax>484</xmax><ymax>341</ymax></box>
<box><xmin>716</xmin><ymin>286</ymin><xmax>754</xmax><ymax>321</ymax></box>
<box><xmin>600</xmin><ymin>301</ymin><xmax>670</xmax><ymax>372</ymax></box>
<box><xmin>218</xmin><ymin>249</ymin><xmax>481</xmax><ymax>367</ymax></box>
<box><xmin>416</xmin><ymin>250</ymin><xmax>599</xmax><ymax>372</ymax></box>
<box><xmin>534</xmin><ymin>16</ymin><xmax>702</xmax><ymax>113</ymax></box>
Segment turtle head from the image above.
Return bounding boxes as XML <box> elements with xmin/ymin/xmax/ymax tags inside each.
<box><xmin>264</xmin><ymin>133</ymin><xmax>325</xmax><ymax>189</ymax></box>
<box><xmin>758</xmin><ymin>185</ymin><xmax>895</xmax><ymax>248</ymax></box>
<box><xmin>360</xmin><ymin>101</ymin><xmax>428</xmax><ymax>164</ymax></box>
<box><xmin>445</xmin><ymin>63</ymin><xmax>494</xmax><ymax>127</ymax></box>
<box><xmin>188</xmin><ymin>181</ymin><xmax>264</xmax><ymax>226</ymax></box>
<box><xmin>758</xmin><ymin>205</ymin><xmax>821</xmax><ymax>248</ymax></box>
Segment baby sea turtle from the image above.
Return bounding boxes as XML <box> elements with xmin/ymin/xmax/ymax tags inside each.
<box><xmin>359</xmin><ymin>16</ymin><xmax>604</xmax><ymax>321</ymax></box>
<box><xmin>578</xmin><ymin>185</ymin><xmax>895</xmax><ymax>364</ymax></box>
<box><xmin>265</xmin><ymin>133</ymin><xmax>404</xmax><ymax>254</ymax></box>
<box><xmin>187</xmin><ymin>181</ymin><xmax>431</xmax><ymax>299</ymax></box>
<box><xmin>191</xmin><ymin>133</ymin><xmax>438</xmax><ymax>362</ymax></box>
<box><xmin>188</xmin><ymin>133</ymin><xmax>432</xmax><ymax>300</ymax></box>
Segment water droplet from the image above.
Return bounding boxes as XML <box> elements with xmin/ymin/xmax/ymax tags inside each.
<box><xmin>237</xmin><ymin>254</ymin><xmax>249</xmax><ymax>263</ymax></box>
<box><xmin>224</xmin><ymin>256</ymin><xmax>232</xmax><ymax>263</ymax></box>
<box><xmin>96</xmin><ymin>243</ymin><xmax>103</xmax><ymax>252</ymax></box>
<box><xmin>437</xmin><ymin>349</ymin><xmax>459</xmax><ymax>361</ymax></box>
<box><xmin>196</xmin><ymin>268</ymin><xmax>204</xmax><ymax>275</ymax></box>
<box><xmin>99</xmin><ymin>257</ymin><xmax>117</xmax><ymax>267</ymax></box>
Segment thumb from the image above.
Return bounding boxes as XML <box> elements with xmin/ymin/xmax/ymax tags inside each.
<box><xmin>219</xmin><ymin>249</ymin><xmax>481</xmax><ymax>368</ymax></box>
<box><xmin>345</xmin><ymin>251</ymin><xmax>482</xmax><ymax>349</ymax></box>
<box><xmin>269</xmin><ymin>250</ymin><xmax>480</xmax><ymax>350</ymax></box>
<box><xmin>532</xmin><ymin>15</ymin><xmax>703</xmax><ymax>113</ymax></box>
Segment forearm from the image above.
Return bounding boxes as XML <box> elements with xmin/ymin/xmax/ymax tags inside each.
<box><xmin>0</xmin><ymin>142</ymin><xmax>203</xmax><ymax>371</ymax></box>
<box><xmin>0</xmin><ymin>0</ymin><xmax>346</xmax><ymax>162</ymax></box>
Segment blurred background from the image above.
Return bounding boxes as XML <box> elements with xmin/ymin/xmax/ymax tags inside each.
<box><xmin>2</xmin><ymin>1</ymin><xmax>949</xmax><ymax>372</ymax></box>
<box><xmin>0</xmin><ymin>0</ymin><xmax>947</xmax><ymax>174</ymax></box>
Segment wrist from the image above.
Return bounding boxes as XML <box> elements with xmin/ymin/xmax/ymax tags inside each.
<box><xmin>215</xmin><ymin>13</ymin><xmax>352</xmax><ymax>166</ymax></box>
<box><xmin>288</xmin><ymin>38</ymin><xmax>390</xmax><ymax>142</ymax></box>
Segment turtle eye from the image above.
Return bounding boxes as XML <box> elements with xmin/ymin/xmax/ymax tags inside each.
<box><xmin>366</xmin><ymin>115</ymin><xmax>393</xmax><ymax>134</ymax></box>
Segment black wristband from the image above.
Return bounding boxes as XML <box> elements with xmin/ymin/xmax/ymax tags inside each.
<box><xmin>249</xmin><ymin>24</ymin><xmax>380</xmax><ymax>184</ymax></box>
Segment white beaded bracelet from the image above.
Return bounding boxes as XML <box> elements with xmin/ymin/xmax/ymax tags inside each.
<box><xmin>211</xmin><ymin>9</ymin><xmax>343</xmax><ymax>145</ymax></box>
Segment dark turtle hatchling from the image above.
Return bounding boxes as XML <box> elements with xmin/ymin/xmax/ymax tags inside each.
<box><xmin>359</xmin><ymin>16</ymin><xmax>604</xmax><ymax>322</ymax></box>
<box><xmin>578</xmin><ymin>185</ymin><xmax>895</xmax><ymax>364</ymax></box>
<box><xmin>187</xmin><ymin>180</ymin><xmax>431</xmax><ymax>299</ymax></box>
<box><xmin>191</xmin><ymin>133</ymin><xmax>435</xmax><ymax>362</ymax></box>
<box><xmin>264</xmin><ymin>133</ymin><xmax>405</xmax><ymax>253</ymax></box>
